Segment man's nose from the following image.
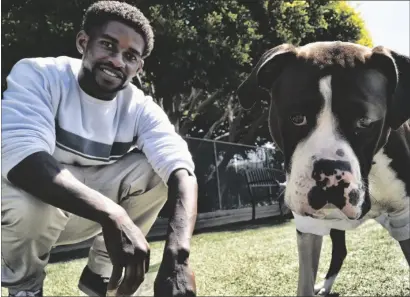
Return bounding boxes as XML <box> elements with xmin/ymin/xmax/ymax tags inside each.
<box><xmin>109</xmin><ymin>53</ymin><xmax>126</xmax><ymax>69</ymax></box>
<box><xmin>312</xmin><ymin>159</ymin><xmax>352</xmax><ymax>185</ymax></box>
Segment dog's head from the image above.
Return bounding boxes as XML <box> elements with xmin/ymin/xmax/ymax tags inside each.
<box><xmin>238</xmin><ymin>41</ymin><xmax>410</xmax><ymax>220</ymax></box>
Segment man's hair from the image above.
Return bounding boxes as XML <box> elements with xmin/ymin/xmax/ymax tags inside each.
<box><xmin>82</xmin><ymin>1</ymin><xmax>154</xmax><ymax>58</ymax></box>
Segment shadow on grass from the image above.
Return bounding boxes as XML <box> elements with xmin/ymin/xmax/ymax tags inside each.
<box><xmin>49</xmin><ymin>247</ymin><xmax>89</xmax><ymax>264</ymax></box>
<box><xmin>193</xmin><ymin>214</ymin><xmax>294</xmax><ymax>236</ymax></box>
<box><xmin>50</xmin><ymin>214</ymin><xmax>294</xmax><ymax>264</ymax></box>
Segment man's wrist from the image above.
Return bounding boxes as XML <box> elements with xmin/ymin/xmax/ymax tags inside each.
<box><xmin>163</xmin><ymin>243</ymin><xmax>191</xmax><ymax>264</ymax></box>
<box><xmin>98</xmin><ymin>198</ymin><xmax>128</xmax><ymax>227</ymax></box>
<box><xmin>163</xmin><ymin>167</ymin><xmax>197</xmax><ymax>265</ymax></box>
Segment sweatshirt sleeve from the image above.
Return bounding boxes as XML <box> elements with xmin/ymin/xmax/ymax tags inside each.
<box><xmin>1</xmin><ymin>58</ymin><xmax>57</xmax><ymax>180</ymax></box>
<box><xmin>135</xmin><ymin>96</ymin><xmax>195</xmax><ymax>183</ymax></box>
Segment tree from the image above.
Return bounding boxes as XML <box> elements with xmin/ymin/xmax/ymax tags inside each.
<box><xmin>2</xmin><ymin>0</ymin><xmax>90</xmax><ymax>91</ymax></box>
<box><xmin>136</xmin><ymin>0</ymin><xmax>262</xmax><ymax>136</ymax></box>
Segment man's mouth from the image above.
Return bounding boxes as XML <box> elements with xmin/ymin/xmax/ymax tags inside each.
<box><xmin>100</xmin><ymin>67</ymin><xmax>123</xmax><ymax>79</ymax></box>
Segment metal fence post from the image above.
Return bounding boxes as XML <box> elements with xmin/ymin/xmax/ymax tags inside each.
<box><xmin>213</xmin><ymin>142</ymin><xmax>223</xmax><ymax>210</ymax></box>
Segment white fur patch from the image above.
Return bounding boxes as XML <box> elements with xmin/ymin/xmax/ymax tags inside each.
<box><xmin>368</xmin><ymin>149</ymin><xmax>408</xmax><ymax>217</ymax></box>
<box><xmin>314</xmin><ymin>275</ymin><xmax>338</xmax><ymax>296</ymax></box>
<box><xmin>285</xmin><ymin>75</ymin><xmax>364</xmax><ymax>218</ymax></box>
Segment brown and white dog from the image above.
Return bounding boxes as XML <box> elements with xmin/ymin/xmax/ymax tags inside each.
<box><xmin>237</xmin><ymin>41</ymin><xmax>410</xmax><ymax>296</ymax></box>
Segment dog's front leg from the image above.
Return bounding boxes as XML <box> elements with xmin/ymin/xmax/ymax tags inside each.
<box><xmin>399</xmin><ymin>238</ymin><xmax>410</xmax><ymax>265</ymax></box>
<box><xmin>297</xmin><ymin>229</ymin><xmax>323</xmax><ymax>296</ymax></box>
<box><xmin>314</xmin><ymin>229</ymin><xmax>346</xmax><ymax>295</ymax></box>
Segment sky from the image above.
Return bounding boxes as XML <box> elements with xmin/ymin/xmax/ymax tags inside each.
<box><xmin>350</xmin><ymin>1</ymin><xmax>409</xmax><ymax>55</ymax></box>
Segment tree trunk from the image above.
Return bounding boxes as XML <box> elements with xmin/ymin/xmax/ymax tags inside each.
<box><xmin>179</xmin><ymin>90</ymin><xmax>220</xmax><ymax>136</ymax></box>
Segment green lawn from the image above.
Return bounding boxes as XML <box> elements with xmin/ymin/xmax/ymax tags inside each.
<box><xmin>2</xmin><ymin>219</ymin><xmax>409</xmax><ymax>296</ymax></box>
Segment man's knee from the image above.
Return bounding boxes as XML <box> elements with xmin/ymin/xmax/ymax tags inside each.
<box><xmin>120</xmin><ymin>152</ymin><xmax>164</xmax><ymax>195</ymax></box>
<box><xmin>2</xmin><ymin>192</ymin><xmax>68</xmax><ymax>238</ymax></box>
<box><xmin>384</xmin><ymin>204</ymin><xmax>410</xmax><ymax>242</ymax></box>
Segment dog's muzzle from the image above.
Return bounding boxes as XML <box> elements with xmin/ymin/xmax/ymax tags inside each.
<box><xmin>286</xmin><ymin>157</ymin><xmax>366</xmax><ymax>220</ymax></box>
<box><xmin>308</xmin><ymin>158</ymin><xmax>365</xmax><ymax>219</ymax></box>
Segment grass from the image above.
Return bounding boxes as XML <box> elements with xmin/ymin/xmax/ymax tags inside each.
<box><xmin>2</xmin><ymin>219</ymin><xmax>409</xmax><ymax>296</ymax></box>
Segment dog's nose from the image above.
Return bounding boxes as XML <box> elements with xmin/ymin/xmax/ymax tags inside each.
<box><xmin>308</xmin><ymin>158</ymin><xmax>364</xmax><ymax>215</ymax></box>
<box><xmin>311</xmin><ymin>159</ymin><xmax>352</xmax><ymax>187</ymax></box>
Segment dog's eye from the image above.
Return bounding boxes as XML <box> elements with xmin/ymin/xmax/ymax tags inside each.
<box><xmin>290</xmin><ymin>114</ymin><xmax>307</xmax><ymax>126</ymax></box>
<box><xmin>356</xmin><ymin>117</ymin><xmax>373</xmax><ymax>129</ymax></box>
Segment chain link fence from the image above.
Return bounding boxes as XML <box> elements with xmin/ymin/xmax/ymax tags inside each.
<box><xmin>158</xmin><ymin>136</ymin><xmax>286</xmax><ymax>218</ymax></box>
<box><xmin>52</xmin><ymin>137</ymin><xmax>288</xmax><ymax>253</ymax></box>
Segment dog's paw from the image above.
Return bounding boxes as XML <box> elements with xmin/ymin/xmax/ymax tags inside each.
<box><xmin>314</xmin><ymin>283</ymin><xmax>330</xmax><ymax>296</ymax></box>
<box><xmin>314</xmin><ymin>275</ymin><xmax>337</xmax><ymax>296</ymax></box>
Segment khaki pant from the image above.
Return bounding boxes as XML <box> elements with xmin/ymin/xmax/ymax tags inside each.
<box><xmin>1</xmin><ymin>151</ymin><xmax>168</xmax><ymax>294</ymax></box>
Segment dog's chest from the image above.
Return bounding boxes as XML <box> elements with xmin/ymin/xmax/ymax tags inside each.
<box><xmin>368</xmin><ymin>149</ymin><xmax>408</xmax><ymax>217</ymax></box>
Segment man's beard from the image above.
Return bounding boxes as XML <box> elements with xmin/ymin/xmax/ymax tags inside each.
<box><xmin>83</xmin><ymin>64</ymin><xmax>128</xmax><ymax>95</ymax></box>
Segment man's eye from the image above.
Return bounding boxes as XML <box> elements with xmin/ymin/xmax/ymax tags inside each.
<box><xmin>290</xmin><ymin>114</ymin><xmax>307</xmax><ymax>126</ymax></box>
<box><xmin>101</xmin><ymin>41</ymin><xmax>113</xmax><ymax>48</ymax></box>
<box><xmin>356</xmin><ymin>117</ymin><xmax>373</xmax><ymax>129</ymax></box>
<box><xmin>125</xmin><ymin>53</ymin><xmax>137</xmax><ymax>61</ymax></box>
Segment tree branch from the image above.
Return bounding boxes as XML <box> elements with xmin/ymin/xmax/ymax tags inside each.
<box><xmin>179</xmin><ymin>89</ymin><xmax>221</xmax><ymax>136</ymax></box>
<box><xmin>157</xmin><ymin>97</ymin><xmax>164</xmax><ymax>110</ymax></box>
<box><xmin>203</xmin><ymin>96</ymin><xmax>232</xmax><ymax>139</ymax></box>
<box><xmin>228</xmin><ymin>106</ymin><xmax>243</xmax><ymax>142</ymax></box>
<box><xmin>196</xmin><ymin>90</ymin><xmax>221</xmax><ymax>113</ymax></box>
<box><xmin>240</xmin><ymin>110</ymin><xmax>269</xmax><ymax>144</ymax></box>
<box><xmin>214</xmin><ymin>132</ymin><xmax>230</xmax><ymax>141</ymax></box>
<box><xmin>185</xmin><ymin>87</ymin><xmax>203</xmax><ymax>113</ymax></box>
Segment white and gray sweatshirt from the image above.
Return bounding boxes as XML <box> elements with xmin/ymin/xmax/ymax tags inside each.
<box><xmin>1</xmin><ymin>56</ymin><xmax>195</xmax><ymax>183</ymax></box>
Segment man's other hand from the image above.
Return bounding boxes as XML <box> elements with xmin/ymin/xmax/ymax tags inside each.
<box><xmin>103</xmin><ymin>207</ymin><xmax>150</xmax><ymax>296</ymax></box>
<box><xmin>153</xmin><ymin>251</ymin><xmax>196</xmax><ymax>297</ymax></box>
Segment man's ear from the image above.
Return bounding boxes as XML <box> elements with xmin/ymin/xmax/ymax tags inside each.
<box><xmin>371</xmin><ymin>46</ymin><xmax>410</xmax><ymax>130</ymax></box>
<box><xmin>237</xmin><ymin>44</ymin><xmax>297</xmax><ymax>110</ymax></box>
<box><xmin>76</xmin><ymin>30</ymin><xmax>89</xmax><ymax>55</ymax></box>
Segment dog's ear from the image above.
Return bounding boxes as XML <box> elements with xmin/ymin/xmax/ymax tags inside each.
<box><xmin>237</xmin><ymin>44</ymin><xmax>297</xmax><ymax>110</ymax></box>
<box><xmin>388</xmin><ymin>51</ymin><xmax>410</xmax><ymax>129</ymax></box>
<box><xmin>370</xmin><ymin>46</ymin><xmax>410</xmax><ymax>130</ymax></box>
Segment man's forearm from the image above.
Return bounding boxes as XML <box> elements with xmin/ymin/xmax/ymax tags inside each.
<box><xmin>7</xmin><ymin>151</ymin><xmax>123</xmax><ymax>225</ymax></box>
<box><xmin>164</xmin><ymin>169</ymin><xmax>198</xmax><ymax>259</ymax></box>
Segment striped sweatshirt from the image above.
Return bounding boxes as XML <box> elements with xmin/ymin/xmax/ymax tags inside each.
<box><xmin>1</xmin><ymin>56</ymin><xmax>195</xmax><ymax>183</ymax></box>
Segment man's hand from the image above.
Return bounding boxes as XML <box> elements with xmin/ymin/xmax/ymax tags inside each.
<box><xmin>103</xmin><ymin>207</ymin><xmax>150</xmax><ymax>296</ymax></box>
<box><xmin>154</xmin><ymin>251</ymin><xmax>196</xmax><ymax>297</ymax></box>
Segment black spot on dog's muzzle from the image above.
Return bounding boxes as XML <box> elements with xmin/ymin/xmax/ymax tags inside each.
<box><xmin>308</xmin><ymin>159</ymin><xmax>353</xmax><ymax>211</ymax></box>
<box><xmin>312</xmin><ymin>159</ymin><xmax>352</xmax><ymax>181</ymax></box>
<box><xmin>308</xmin><ymin>182</ymin><xmax>349</xmax><ymax>210</ymax></box>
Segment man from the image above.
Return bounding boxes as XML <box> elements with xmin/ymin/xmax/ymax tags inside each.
<box><xmin>1</xmin><ymin>1</ymin><xmax>197</xmax><ymax>297</ymax></box>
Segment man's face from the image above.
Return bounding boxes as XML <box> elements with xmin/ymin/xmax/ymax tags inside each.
<box><xmin>76</xmin><ymin>20</ymin><xmax>145</xmax><ymax>97</ymax></box>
